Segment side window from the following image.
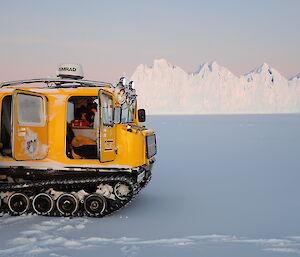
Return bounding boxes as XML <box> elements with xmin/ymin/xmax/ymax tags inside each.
<box><xmin>102</xmin><ymin>94</ymin><xmax>113</xmax><ymax>126</ymax></box>
<box><xmin>17</xmin><ymin>94</ymin><xmax>44</xmax><ymax>126</ymax></box>
<box><xmin>0</xmin><ymin>95</ymin><xmax>12</xmax><ymax>152</ymax></box>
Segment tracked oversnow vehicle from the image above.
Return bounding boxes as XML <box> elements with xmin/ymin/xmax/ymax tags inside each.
<box><xmin>0</xmin><ymin>64</ymin><xmax>156</xmax><ymax>217</ymax></box>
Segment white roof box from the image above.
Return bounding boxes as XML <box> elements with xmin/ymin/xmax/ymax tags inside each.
<box><xmin>57</xmin><ymin>64</ymin><xmax>84</xmax><ymax>79</ymax></box>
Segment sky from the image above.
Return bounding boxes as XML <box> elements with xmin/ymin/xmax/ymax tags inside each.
<box><xmin>0</xmin><ymin>0</ymin><xmax>299</xmax><ymax>83</ymax></box>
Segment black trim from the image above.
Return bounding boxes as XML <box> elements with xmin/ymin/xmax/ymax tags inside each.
<box><xmin>146</xmin><ymin>134</ymin><xmax>157</xmax><ymax>159</ymax></box>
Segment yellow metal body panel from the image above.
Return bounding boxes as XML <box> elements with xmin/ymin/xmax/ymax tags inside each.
<box><xmin>0</xmin><ymin>86</ymin><xmax>154</xmax><ymax>170</ymax></box>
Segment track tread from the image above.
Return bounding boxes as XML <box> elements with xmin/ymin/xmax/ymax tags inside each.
<box><xmin>0</xmin><ymin>174</ymin><xmax>146</xmax><ymax>218</ymax></box>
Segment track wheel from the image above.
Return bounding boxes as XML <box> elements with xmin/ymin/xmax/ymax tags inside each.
<box><xmin>56</xmin><ymin>193</ymin><xmax>79</xmax><ymax>216</ymax></box>
<box><xmin>32</xmin><ymin>193</ymin><xmax>54</xmax><ymax>215</ymax></box>
<box><xmin>84</xmin><ymin>194</ymin><xmax>106</xmax><ymax>216</ymax></box>
<box><xmin>114</xmin><ymin>182</ymin><xmax>131</xmax><ymax>200</ymax></box>
<box><xmin>8</xmin><ymin>193</ymin><xmax>30</xmax><ymax>215</ymax></box>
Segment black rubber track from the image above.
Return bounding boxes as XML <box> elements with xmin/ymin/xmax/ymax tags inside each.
<box><xmin>0</xmin><ymin>175</ymin><xmax>145</xmax><ymax>217</ymax></box>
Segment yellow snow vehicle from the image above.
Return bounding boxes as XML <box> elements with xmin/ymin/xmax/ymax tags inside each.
<box><xmin>0</xmin><ymin>64</ymin><xmax>156</xmax><ymax>217</ymax></box>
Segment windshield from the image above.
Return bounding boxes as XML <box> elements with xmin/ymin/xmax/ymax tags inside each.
<box><xmin>121</xmin><ymin>99</ymin><xmax>136</xmax><ymax>123</ymax></box>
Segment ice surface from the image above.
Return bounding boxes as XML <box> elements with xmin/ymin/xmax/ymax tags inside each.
<box><xmin>1</xmin><ymin>114</ymin><xmax>300</xmax><ymax>257</ymax></box>
<box><xmin>131</xmin><ymin>59</ymin><xmax>300</xmax><ymax>114</ymax></box>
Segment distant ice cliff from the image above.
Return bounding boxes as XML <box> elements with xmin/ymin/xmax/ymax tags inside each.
<box><xmin>131</xmin><ymin>59</ymin><xmax>300</xmax><ymax>114</ymax></box>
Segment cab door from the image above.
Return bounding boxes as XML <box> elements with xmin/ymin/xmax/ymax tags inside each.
<box><xmin>98</xmin><ymin>90</ymin><xmax>116</xmax><ymax>162</ymax></box>
<box><xmin>12</xmin><ymin>89</ymin><xmax>48</xmax><ymax>160</ymax></box>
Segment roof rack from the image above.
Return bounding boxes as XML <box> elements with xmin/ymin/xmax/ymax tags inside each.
<box><xmin>0</xmin><ymin>78</ymin><xmax>114</xmax><ymax>89</ymax></box>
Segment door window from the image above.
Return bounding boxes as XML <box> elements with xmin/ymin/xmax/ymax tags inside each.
<box><xmin>17</xmin><ymin>94</ymin><xmax>44</xmax><ymax>126</ymax></box>
<box><xmin>102</xmin><ymin>94</ymin><xmax>113</xmax><ymax>126</ymax></box>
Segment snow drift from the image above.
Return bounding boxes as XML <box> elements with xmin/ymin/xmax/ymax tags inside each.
<box><xmin>131</xmin><ymin>59</ymin><xmax>300</xmax><ymax>114</ymax></box>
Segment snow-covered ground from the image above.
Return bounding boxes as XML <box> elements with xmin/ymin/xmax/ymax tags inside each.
<box><xmin>1</xmin><ymin>114</ymin><xmax>300</xmax><ymax>257</ymax></box>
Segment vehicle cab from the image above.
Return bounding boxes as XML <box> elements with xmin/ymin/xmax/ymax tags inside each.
<box><xmin>0</xmin><ymin>64</ymin><xmax>156</xmax><ymax>183</ymax></box>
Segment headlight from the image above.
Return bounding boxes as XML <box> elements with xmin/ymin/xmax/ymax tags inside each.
<box><xmin>146</xmin><ymin>134</ymin><xmax>157</xmax><ymax>158</ymax></box>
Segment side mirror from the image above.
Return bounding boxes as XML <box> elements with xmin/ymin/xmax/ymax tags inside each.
<box><xmin>138</xmin><ymin>109</ymin><xmax>146</xmax><ymax>122</ymax></box>
<box><xmin>114</xmin><ymin>106</ymin><xmax>121</xmax><ymax>124</ymax></box>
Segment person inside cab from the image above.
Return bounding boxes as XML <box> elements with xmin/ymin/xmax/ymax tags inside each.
<box><xmin>68</xmin><ymin>98</ymin><xmax>98</xmax><ymax>159</ymax></box>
